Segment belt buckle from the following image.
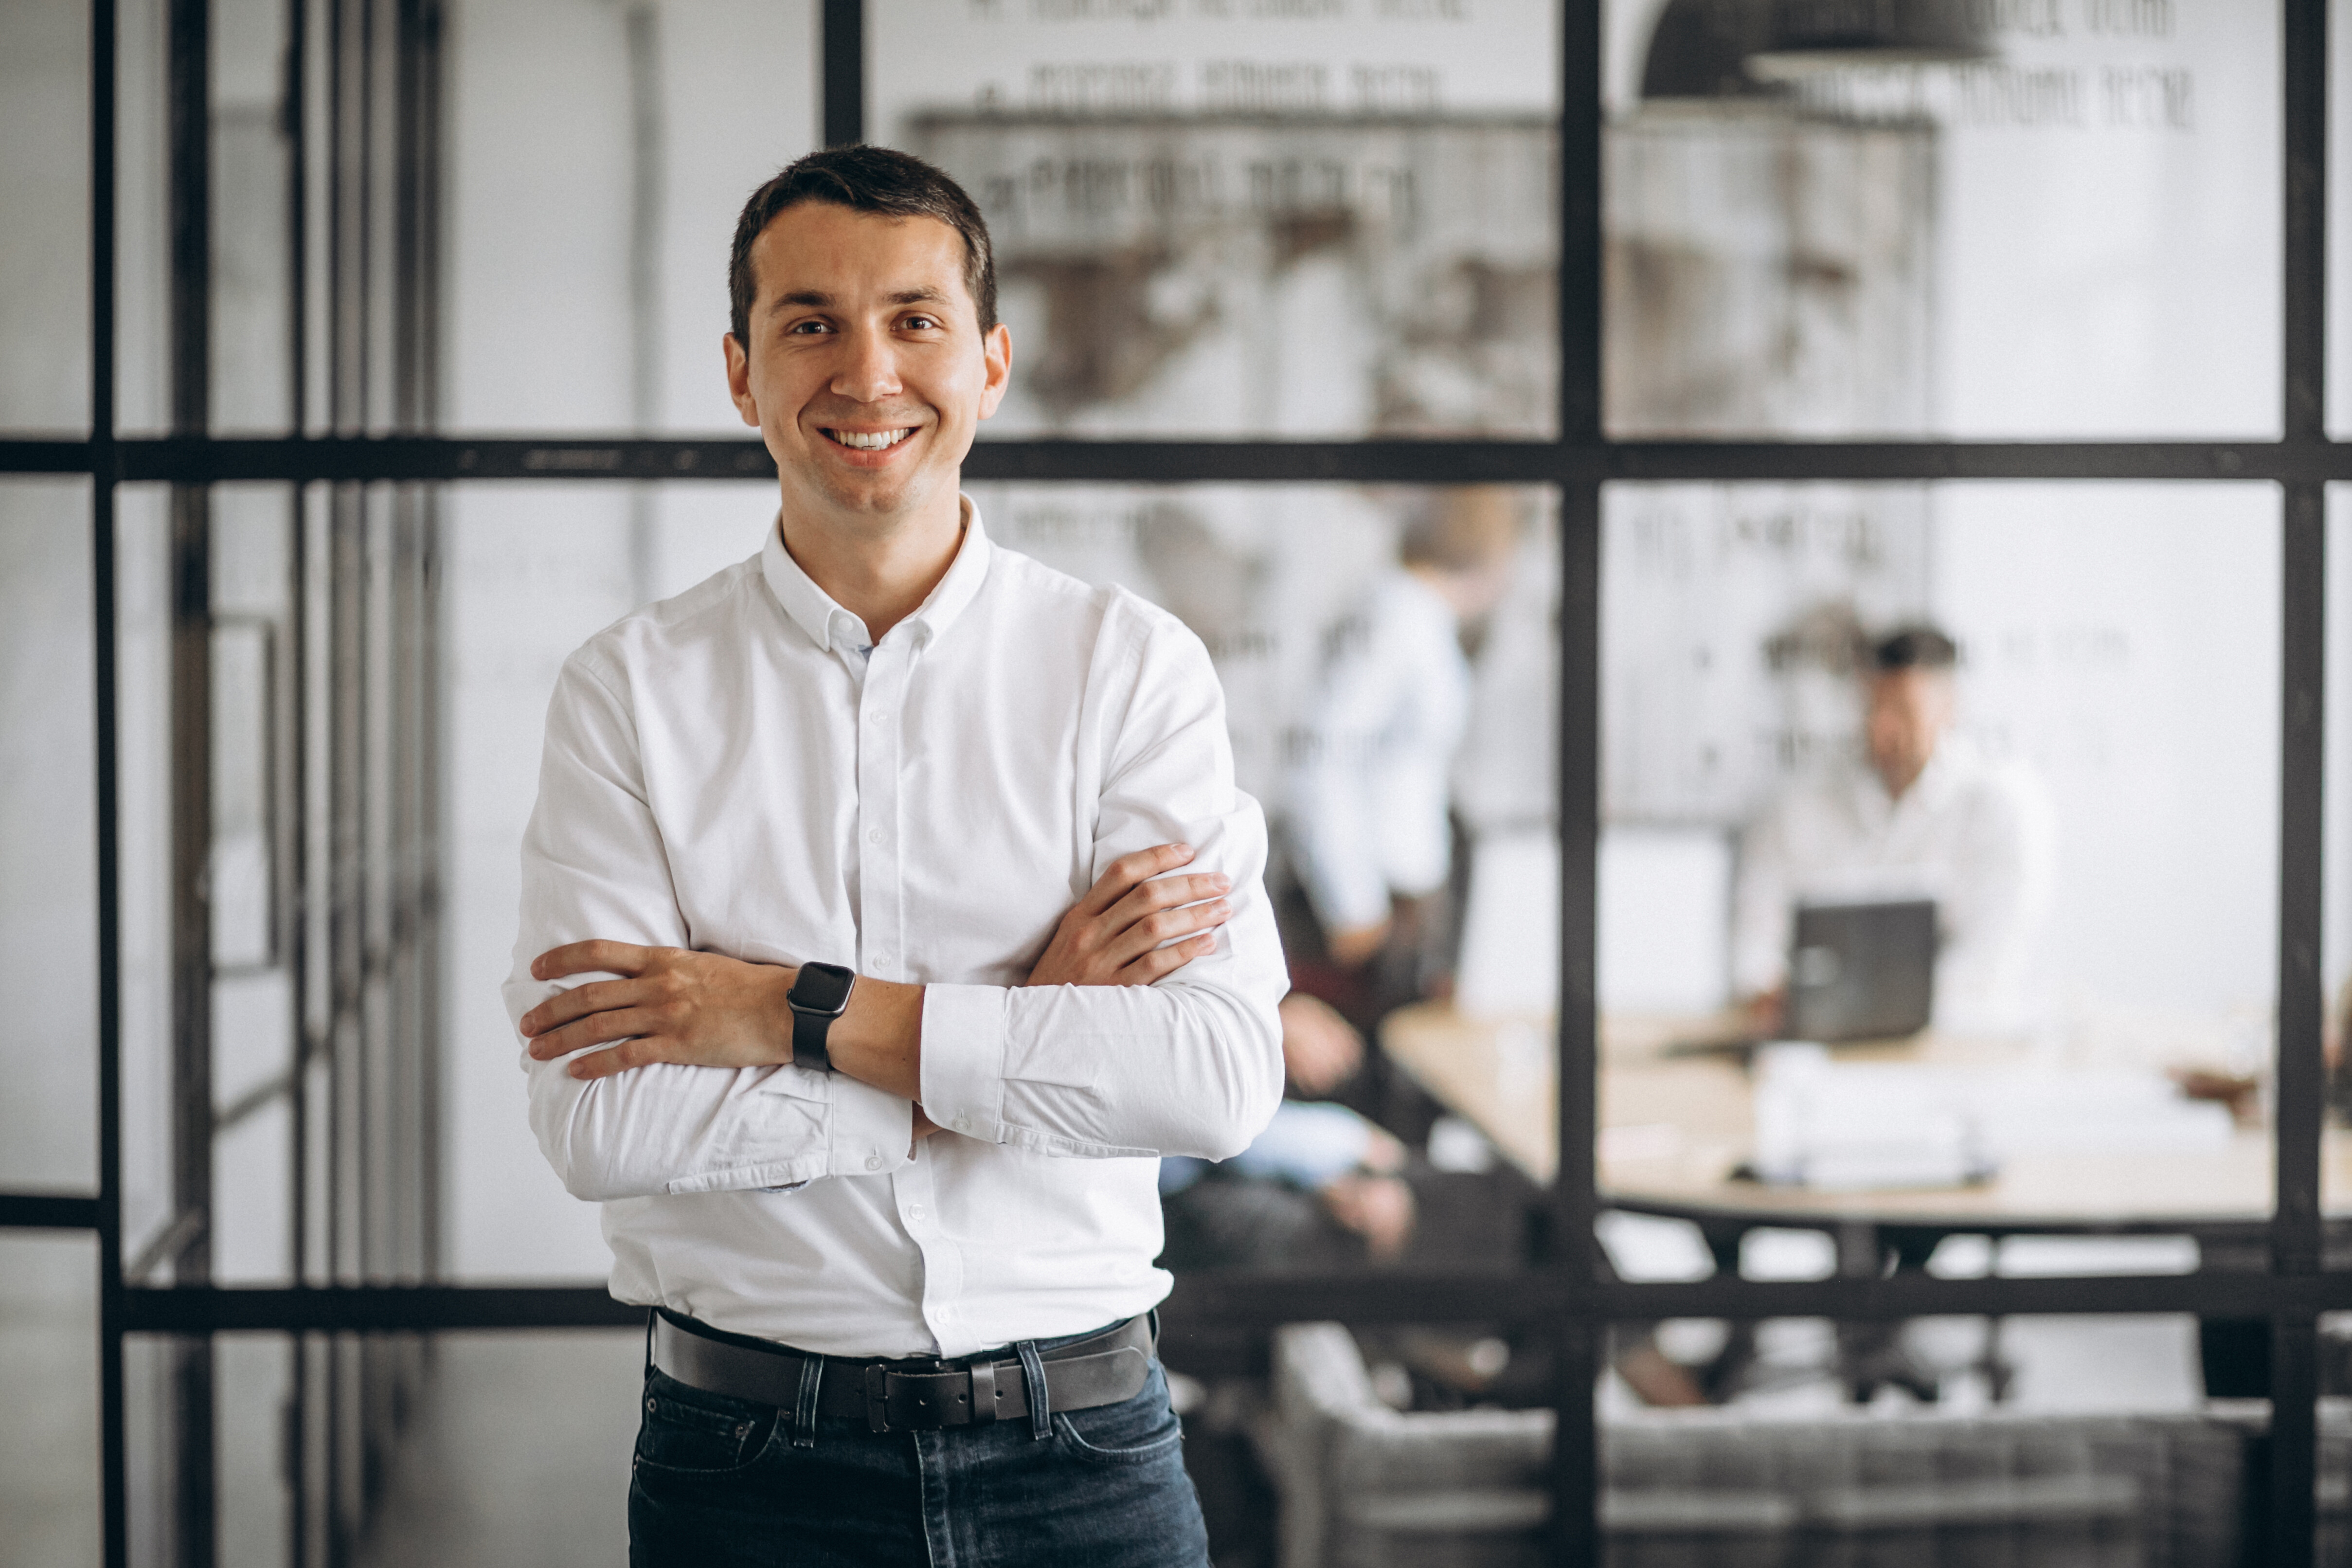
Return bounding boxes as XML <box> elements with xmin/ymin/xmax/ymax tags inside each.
<box><xmin>863</xmin><ymin>1364</ymin><xmax>891</xmax><ymax>1434</ymax></box>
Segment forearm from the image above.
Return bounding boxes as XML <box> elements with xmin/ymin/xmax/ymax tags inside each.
<box><xmin>825</xmin><ymin>975</ymin><xmax>926</xmax><ymax>1099</ymax></box>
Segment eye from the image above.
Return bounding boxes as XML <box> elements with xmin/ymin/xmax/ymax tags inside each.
<box><xmin>785</xmin><ymin>317</ymin><xmax>832</xmax><ymax>335</ymax></box>
<box><xmin>902</xmin><ymin>313</ymin><xmax>941</xmax><ymax>331</ymax></box>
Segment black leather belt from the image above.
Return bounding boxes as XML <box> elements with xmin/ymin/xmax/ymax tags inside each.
<box><xmin>650</xmin><ymin>1309</ymin><xmax>1154</xmax><ymax>1434</ymax></box>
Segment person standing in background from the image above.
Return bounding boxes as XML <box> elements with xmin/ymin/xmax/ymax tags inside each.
<box><xmin>1285</xmin><ymin>487</ymin><xmax>1523</xmax><ymax>1009</ymax></box>
<box><xmin>1731</xmin><ymin>624</ymin><xmax>2057</xmax><ymax>1037</ymax></box>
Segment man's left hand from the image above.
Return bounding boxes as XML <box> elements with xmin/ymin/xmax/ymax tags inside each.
<box><xmin>520</xmin><ymin>940</ymin><xmax>795</xmax><ymax>1081</ymax></box>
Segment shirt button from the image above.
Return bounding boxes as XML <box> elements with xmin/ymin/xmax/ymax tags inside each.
<box><xmin>865</xmin><ymin>1154</ymin><xmax>882</xmax><ymax>1171</ymax></box>
<box><xmin>907</xmin><ymin>1204</ymin><xmax>925</xmax><ymax>1221</ymax></box>
<box><xmin>868</xmin><ymin>829</ymin><xmax>883</xmax><ymax>845</ymax></box>
<box><xmin>875</xmin><ymin>953</ymin><xmax>892</xmax><ymax>969</ymax></box>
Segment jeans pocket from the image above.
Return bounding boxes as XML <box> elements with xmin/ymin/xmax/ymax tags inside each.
<box><xmin>1053</xmin><ymin>1368</ymin><xmax>1184</xmax><ymax>1467</ymax></box>
<box><xmin>633</xmin><ymin>1372</ymin><xmax>777</xmax><ymax>1476</ymax></box>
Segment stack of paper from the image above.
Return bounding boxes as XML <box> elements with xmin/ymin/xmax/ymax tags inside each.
<box><xmin>1749</xmin><ymin>1044</ymin><xmax>2236</xmax><ymax>1191</ymax></box>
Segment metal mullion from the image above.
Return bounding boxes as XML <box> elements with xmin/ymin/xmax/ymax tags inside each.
<box><xmin>69</xmin><ymin>433</ymin><xmax>2352</xmax><ymax>487</ymax></box>
<box><xmin>2278</xmin><ymin>485</ymin><xmax>2325</xmax><ymax>1275</ymax></box>
<box><xmin>91</xmin><ymin>0</ymin><xmax>126</xmax><ymax>1562</ymax></box>
<box><xmin>387</xmin><ymin>495</ymin><xmax>419</xmax><ymax>1285</ymax></box>
<box><xmin>2286</xmin><ymin>0</ymin><xmax>2326</xmax><ymax>446</ymax></box>
<box><xmin>0</xmin><ymin>1194</ymin><xmax>105</xmax><ymax>1228</ymax></box>
<box><xmin>166</xmin><ymin>0</ymin><xmax>220</xmax><ymax>1562</ymax></box>
<box><xmin>0</xmin><ymin>440</ymin><xmax>104</xmax><ymax>473</ymax></box>
<box><xmin>2270</xmin><ymin>2</ymin><xmax>2328</xmax><ymax>1558</ymax></box>
<box><xmin>279</xmin><ymin>0</ymin><xmax>316</xmax><ymax>1557</ymax></box>
<box><xmin>112</xmin><ymin>1262</ymin><xmax>2352</xmax><ymax>1335</ymax></box>
<box><xmin>1550</xmin><ymin>4</ymin><xmax>1604</xmax><ymax>1562</ymax></box>
<box><xmin>821</xmin><ymin>0</ymin><xmax>860</xmax><ymax>148</ymax></box>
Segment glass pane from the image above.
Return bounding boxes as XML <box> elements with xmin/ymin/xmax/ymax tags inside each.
<box><xmin>0</xmin><ymin>480</ymin><xmax>97</xmax><ymax>1192</ymax></box>
<box><xmin>116</xmin><ymin>0</ymin><xmax>169</xmax><ymax>435</ymax></box>
<box><xmin>0</xmin><ymin>5</ymin><xmax>90</xmax><ymax>434</ymax></box>
<box><xmin>1604</xmin><ymin>0</ymin><xmax>2280</xmax><ymax>438</ymax></box>
<box><xmin>0</xmin><ymin>1235</ymin><xmax>101</xmax><ymax>1568</ymax></box>
<box><xmin>115</xmin><ymin>486</ymin><xmax>176</xmax><ymax>1260</ymax></box>
<box><xmin>443</xmin><ymin>480</ymin><xmax>1556</xmax><ymax>1286</ymax></box>
<box><xmin>442</xmin><ymin>0</ymin><xmax>819</xmax><ymax>434</ymax></box>
<box><xmin>211</xmin><ymin>0</ymin><xmax>296</xmax><ymax>434</ymax></box>
<box><xmin>871</xmin><ymin>3</ymin><xmax>1561</xmax><ymax>438</ymax></box>
<box><xmin>1600</xmin><ymin>482</ymin><xmax>2280</xmax><ymax>1294</ymax></box>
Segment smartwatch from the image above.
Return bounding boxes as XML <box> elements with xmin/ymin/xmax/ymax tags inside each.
<box><xmin>786</xmin><ymin>962</ymin><xmax>858</xmax><ymax>1073</ymax></box>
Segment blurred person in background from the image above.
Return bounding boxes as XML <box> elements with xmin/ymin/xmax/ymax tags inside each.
<box><xmin>1731</xmin><ymin>624</ymin><xmax>2057</xmax><ymax>1038</ymax></box>
<box><xmin>1159</xmin><ymin>994</ymin><xmax>1416</xmax><ymax>1270</ymax></box>
<box><xmin>1284</xmin><ymin>487</ymin><xmax>1524</xmax><ymax>1019</ymax></box>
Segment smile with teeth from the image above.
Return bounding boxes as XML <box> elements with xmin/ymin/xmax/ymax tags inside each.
<box><xmin>826</xmin><ymin>427</ymin><xmax>915</xmax><ymax>451</ymax></box>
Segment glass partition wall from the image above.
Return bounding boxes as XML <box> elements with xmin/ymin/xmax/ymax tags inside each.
<box><xmin>0</xmin><ymin>0</ymin><xmax>2342</xmax><ymax>1564</ymax></box>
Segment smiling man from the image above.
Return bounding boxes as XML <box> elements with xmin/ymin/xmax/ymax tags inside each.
<box><xmin>502</xmin><ymin>147</ymin><xmax>1286</xmax><ymax>1567</ymax></box>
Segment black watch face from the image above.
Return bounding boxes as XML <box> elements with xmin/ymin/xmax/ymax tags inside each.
<box><xmin>792</xmin><ymin>962</ymin><xmax>856</xmax><ymax>1015</ymax></box>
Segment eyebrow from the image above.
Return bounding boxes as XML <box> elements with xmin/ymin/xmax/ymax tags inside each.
<box><xmin>768</xmin><ymin>286</ymin><xmax>952</xmax><ymax>313</ymax></box>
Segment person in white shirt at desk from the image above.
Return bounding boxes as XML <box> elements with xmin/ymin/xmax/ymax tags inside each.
<box><xmin>1287</xmin><ymin>489</ymin><xmax>1521</xmax><ymax>992</ymax></box>
<box><xmin>1731</xmin><ymin>624</ymin><xmax>2057</xmax><ymax>1037</ymax></box>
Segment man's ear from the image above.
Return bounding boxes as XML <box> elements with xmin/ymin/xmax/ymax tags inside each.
<box><xmin>976</xmin><ymin>323</ymin><xmax>1013</xmax><ymax>420</ymax></box>
<box><xmin>723</xmin><ymin>331</ymin><xmax>760</xmax><ymax>427</ymax></box>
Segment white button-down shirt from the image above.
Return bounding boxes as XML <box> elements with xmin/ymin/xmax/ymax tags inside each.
<box><xmin>504</xmin><ymin>502</ymin><xmax>1287</xmax><ymax>1359</ymax></box>
<box><xmin>1730</xmin><ymin>736</ymin><xmax>2057</xmax><ymax>1034</ymax></box>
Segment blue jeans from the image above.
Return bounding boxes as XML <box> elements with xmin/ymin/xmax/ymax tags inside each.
<box><xmin>627</xmin><ymin>1330</ymin><xmax>1210</xmax><ymax>1568</ymax></box>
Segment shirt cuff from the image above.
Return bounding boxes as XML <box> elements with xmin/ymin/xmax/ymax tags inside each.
<box><xmin>826</xmin><ymin>1073</ymin><xmax>916</xmax><ymax>1178</ymax></box>
<box><xmin>919</xmin><ymin>984</ymin><xmax>1010</xmax><ymax>1142</ymax></box>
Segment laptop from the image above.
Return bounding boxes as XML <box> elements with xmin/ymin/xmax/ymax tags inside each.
<box><xmin>1782</xmin><ymin>898</ymin><xmax>1938</xmax><ymax>1043</ymax></box>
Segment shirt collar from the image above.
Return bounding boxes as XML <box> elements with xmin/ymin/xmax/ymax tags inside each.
<box><xmin>1852</xmin><ymin>731</ymin><xmax>1976</xmax><ymax>818</ymax></box>
<box><xmin>761</xmin><ymin>496</ymin><xmax>994</xmax><ymax>654</ymax></box>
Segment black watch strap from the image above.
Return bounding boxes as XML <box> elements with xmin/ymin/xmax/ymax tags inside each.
<box><xmin>791</xmin><ymin>1008</ymin><xmax>835</xmax><ymax>1074</ymax></box>
<box><xmin>787</xmin><ymin>962</ymin><xmax>855</xmax><ymax>1073</ymax></box>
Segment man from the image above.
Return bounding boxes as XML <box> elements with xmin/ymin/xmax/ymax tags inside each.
<box><xmin>1285</xmin><ymin>487</ymin><xmax>1521</xmax><ymax>982</ymax></box>
<box><xmin>504</xmin><ymin>146</ymin><xmax>1285</xmax><ymax>1566</ymax></box>
<box><xmin>1731</xmin><ymin>623</ymin><xmax>2056</xmax><ymax>1037</ymax></box>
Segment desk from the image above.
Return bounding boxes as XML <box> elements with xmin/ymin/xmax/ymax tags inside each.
<box><xmin>1380</xmin><ymin>1002</ymin><xmax>2351</xmax><ymax>1234</ymax></box>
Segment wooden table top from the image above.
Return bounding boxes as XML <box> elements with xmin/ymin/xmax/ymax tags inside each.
<box><xmin>1380</xmin><ymin>1002</ymin><xmax>2350</xmax><ymax>1231</ymax></box>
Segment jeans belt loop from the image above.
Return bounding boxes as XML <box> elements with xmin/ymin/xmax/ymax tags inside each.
<box><xmin>968</xmin><ymin>1356</ymin><xmax>998</xmax><ymax>1424</ymax></box>
<box><xmin>791</xmin><ymin>1352</ymin><xmax>825</xmax><ymax>1448</ymax></box>
<box><xmin>863</xmin><ymin>1363</ymin><xmax>891</xmax><ymax>1434</ymax></box>
<box><xmin>1015</xmin><ymin>1339</ymin><xmax>1052</xmax><ymax>1442</ymax></box>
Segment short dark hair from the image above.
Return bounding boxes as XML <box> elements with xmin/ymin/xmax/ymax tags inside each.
<box><xmin>727</xmin><ymin>145</ymin><xmax>998</xmax><ymax>347</ymax></box>
<box><xmin>1872</xmin><ymin>624</ymin><xmax>1959</xmax><ymax>673</ymax></box>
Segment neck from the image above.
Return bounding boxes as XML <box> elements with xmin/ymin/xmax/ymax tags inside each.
<box><xmin>1875</xmin><ymin>757</ymin><xmax>1926</xmax><ymax>801</ymax></box>
<box><xmin>1403</xmin><ymin>561</ymin><xmax>1472</xmax><ymax>619</ymax></box>
<box><xmin>779</xmin><ymin>490</ymin><xmax>966</xmax><ymax>644</ymax></box>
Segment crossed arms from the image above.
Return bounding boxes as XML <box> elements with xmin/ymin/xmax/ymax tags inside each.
<box><xmin>503</xmin><ymin>626</ymin><xmax>1289</xmax><ymax>1203</ymax></box>
<box><xmin>517</xmin><ymin>843</ymin><xmax>1233</xmax><ymax>1143</ymax></box>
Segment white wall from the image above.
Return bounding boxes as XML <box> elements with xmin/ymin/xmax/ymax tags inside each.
<box><xmin>1934</xmin><ymin>483</ymin><xmax>2281</xmax><ymax>1026</ymax></box>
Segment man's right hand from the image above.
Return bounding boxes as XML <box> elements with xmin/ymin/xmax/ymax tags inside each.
<box><xmin>1025</xmin><ymin>842</ymin><xmax>1232</xmax><ymax>988</ymax></box>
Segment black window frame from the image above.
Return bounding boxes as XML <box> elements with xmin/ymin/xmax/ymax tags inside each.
<box><xmin>0</xmin><ymin>0</ymin><xmax>2337</xmax><ymax>1563</ymax></box>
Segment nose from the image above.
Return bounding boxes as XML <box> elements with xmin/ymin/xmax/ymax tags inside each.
<box><xmin>831</xmin><ymin>322</ymin><xmax>902</xmax><ymax>404</ymax></box>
